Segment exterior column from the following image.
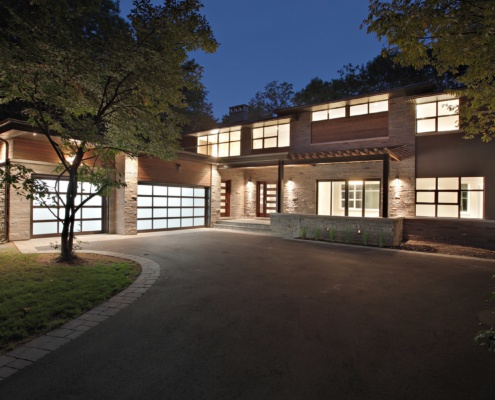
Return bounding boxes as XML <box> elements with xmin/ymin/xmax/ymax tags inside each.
<box><xmin>382</xmin><ymin>155</ymin><xmax>390</xmax><ymax>218</ymax></box>
<box><xmin>277</xmin><ymin>160</ymin><xmax>284</xmax><ymax>213</ymax></box>
<box><xmin>113</xmin><ymin>154</ymin><xmax>138</xmax><ymax>235</ymax></box>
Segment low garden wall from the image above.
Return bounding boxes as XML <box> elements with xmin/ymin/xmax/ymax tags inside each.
<box><xmin>270</xmin><ymin>213</ymin><xmax>404</xmax><ymax>247</ymax></box>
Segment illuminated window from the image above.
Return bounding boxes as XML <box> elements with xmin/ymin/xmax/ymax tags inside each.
<box><xmin>197</xmin><ymin>128</ymin><xmax>241</xmax><ymax>157</ymax></box>
<box><xmin>317</xmin><ymin>179</ymin><xmax>380</xmax><ymax>217</ymax></box>
<box><xmin>416</xmin><ymin>99</ymin><xmax>459</xmax><ymax>133</ymax></box>
<box><xmin>312</xmin><ymin>101</ymin><xmax>388</xmax><ymax>121</ymax></box>
<box><xmin>252</xmin><ymin>123</ymin><xmax>290</xmax><ymax>149</ymax></box>
<box><xmin>415</xmin><ymin>177</ymin><xmax>483</xmax><ymax>218</ymax></box>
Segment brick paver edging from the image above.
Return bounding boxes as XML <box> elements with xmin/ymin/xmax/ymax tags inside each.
<box><xmin>0</xmin><ymin>251</ymin><xmax>160</xmax><ymax>382</ymax></box>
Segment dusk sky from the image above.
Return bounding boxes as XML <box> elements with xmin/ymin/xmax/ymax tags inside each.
<box><xmin>119</xmin><ymin>0</ymin><xmax>385</xmax><ymax>119</ymax></box>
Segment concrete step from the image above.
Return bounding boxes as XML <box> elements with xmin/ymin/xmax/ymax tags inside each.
<box><xmin>214</xmin><ymin>220</ymin><xmax>272</xmax><ymax>233</ymax></box>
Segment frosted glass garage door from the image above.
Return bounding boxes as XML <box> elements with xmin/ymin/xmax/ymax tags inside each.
<box><xmin>32</xmin><ymin>179</ymin><xmax>103</xmax><ymax>236</ymax></box>
<box><xmin>137</xmin><ymin>184</ymin><xmax>207</xmax><ymax>231</ymax></box>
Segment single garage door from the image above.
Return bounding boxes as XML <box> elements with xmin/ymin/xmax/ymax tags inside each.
<box><xmin>137</xmin><ymin>184</ymin><xmax>207</xmax><ymax>231</ymax></box>
<box><xmin>32</xmin><ymin>178</ymin><xmax>104</xmax><ymax>237</ymax></box>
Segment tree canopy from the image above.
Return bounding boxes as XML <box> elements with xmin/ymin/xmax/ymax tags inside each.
<box><xmin>364</xmin><ymin>0</ymin><xmax>495</xmax><ymax>141</ymax></box>
<box><xmin>247</xmin><ymin>81</ymin><xmax>294</xmax><ymax>120</ymax></box>
<box><xmin>0</xmin><ymin>0</ymin><xmax>217</xmax><ymax>259</ymax></box>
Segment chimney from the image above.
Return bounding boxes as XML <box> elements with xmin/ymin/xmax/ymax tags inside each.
<box><xmin>228</xmin><ymin>104</ymin><xmax>249</xmax><ymax>123</ymax></box>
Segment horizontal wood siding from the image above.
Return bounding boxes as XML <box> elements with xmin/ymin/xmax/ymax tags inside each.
<box><xmin>13</xmin><ymin>137</ymin><xmax>59</xmax><ymax>164</ymax></box>
<box><xmin>138</xmin><ymin>157</ymin><xmax>211</xmax><ymax>187</ymax></box>
<box><xmin>312</xmin><ymin>112</ymin><xmax>388</xmax><ymax>144</ymax></box>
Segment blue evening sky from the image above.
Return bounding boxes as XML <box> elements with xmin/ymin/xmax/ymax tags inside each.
<box><xmin>118</xmin><ymin>0</ymin><xmax>384</xmax><ymax>119</ymax></box>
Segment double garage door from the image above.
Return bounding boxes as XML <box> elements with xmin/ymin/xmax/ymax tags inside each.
<box><xmin>137</xmin><ymin>184</ymin><xmax>207</xmax><ymax>231</ymax></box>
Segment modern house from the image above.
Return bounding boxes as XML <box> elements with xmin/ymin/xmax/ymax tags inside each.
<box><xmin>1</xmin><ymin>83</ymin><xmax>494</xmax><ymax>248</ymax></box>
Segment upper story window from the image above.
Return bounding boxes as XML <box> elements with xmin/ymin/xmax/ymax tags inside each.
<box><xmin>197</xmin><ymin>128</ymin><xmax>241</xmax><ymax>157</ymax></box>
<box><xmin>312</xmin><ymin>100</ymin><xmax>388</xmax><ymax>122</ymax></box>
<box><xmin>252</xmin><ymin>123</ymin><xmax>290</xmax><ymax>149</ymax></box>
<box><xmin>416</xmin><ymin>99</ymin><xmax>459</xmax><ymax>133</ymax></box>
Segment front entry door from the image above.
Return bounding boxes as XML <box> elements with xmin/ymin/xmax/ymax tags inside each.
<box><xmin>256</xmin><ymin>182</ymin><xmax>277</xmax><ymax>217</ymax></box>
<box><xmin>220</xmin><ymin>180</ymin><xmax>231</xmax><ymax>217</ymax></box>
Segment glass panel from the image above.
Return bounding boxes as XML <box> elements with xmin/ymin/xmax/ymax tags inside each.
<box><xmin>437</xmin><ymin>204</ymin><xmax>458</xmax><ymax>218</ymax></box>
<box><xmin>153</xmin><ymin>197</ymin><xmax>167</xmax><ymax>207</ymax></box>
<box><xmin>416</xmin><ymin>204</ymin><xmax>436</xmax><ymax>217</ymax></box>
<box><xmin>331</xmin><ymin>182</ymin><xmax>345</xmax><ymax>216</ymax></box>
<box><xmin>182</xmin><ymin>208</ymin><xmax>194</xmax><ymax>217</ymax></box>
<box><xmin>329</xmin><ymin>107</ymin><xmax>346</xmax><ymax>119</ymax></box>
<box><xmin>208</xmin><ymin>134</ymin><xmax>218</xmax><ymax>144</ymax></box>
<box><xmin>264</xmin><ymin>137</ymin><xmax>277</xmax><ymax>148</ymax></box>
<box><xmin>194</xmin><ymin>208</ymin><xmax>205</xmax><ymax>217</ymax></box>
<box><xmin>417</xmin><ymin>119</ymin><xmax>436</xmax><ymax>133</ymax></box>
<box><xmin>168</xmin><ymin>197</ymin><xmax>181</xmax><ymax>207</ymax></box>
<box><xmin>461</xmin><ymin>177</ymin><xmax>484</xmax><ymax>190</ymax></box>
<box><xmin>218</xmin><ymin>132</ymin><xmax>229</xmax><ymax>143</ymax></box>
<box><xmin>182</xmin><ymin>198</ymin><xmax>194</xmax><ymax>207</ymax></box>
<box><xmin>438</xmin><ymin>177</ymin><xmax>458</xmax><ymax>190</ymax></box>
<box><xmin>194</xmin><ymin>217</ymin><xmax>205</xmax><ymax>226</ymax></box>
<box><xmin>153</xmin><ymin>219</ymin><xmax>168</xmax><ymax>229</ymax></box>
<box><xmin>182</xmin><ymin>187</ymin><xmax>194</xmax><ymax>197</ymax></box>
<box><xmin>278</xmin><ymin>124</ymin><xmax>290</xmax><ymax>147</ymax></box>
<box><xmin>416</xmin><ymin>178</ymin><xmax>436</xmax><ymax>190</ymax></box>
<box><xmin>417</xmin><ymin>192</ymin><xmax>435</xmax><ymax>203</ymax></box>
<box><xmin>317</xmin><ymin>182</ymin><xmax>331</xmax><ymax>215</ymax></box>
<box><xmin>154</xmin><ymin>186</ymin><xmax>167</xmax><ymax>196</ymax></box>
<box><xmin>416</xmin><ymin>103</ymin><xmax>437</xmax><ymax>119</ymax></box>
<box><xmin>252</xmin><ymin>128</ymin><xmax>264</xmax><ymax>139</ymax></box>
<box><xmin>264</xmin><ymin>125</ymin><xmax>278</xmax><ymax>138</ymax></box>
<box><xmin>137</xmin><ymin>220</ymin><xmax>152</xmax><ymax>230</ymax></box>
<box><xmin>230</xmin><ymin>141</ymin><xmax>240</xmax><ymax>156</ymax></box>
<box><xmin>138</xmin><ymin>185</ymin><xmax>153</xmax><ymax>195</ymax></box>
<box><xmin>57</xmin><ymin>181</ymin><xmax>69</xmax><ymax>193</ymax></box>
<box><xmin>438</xmin><ymin>99</ymin><xmax>459</xmax><ymax>116</ymax></box>
<box><xmin>438</xmin><ymin>192</ymin><xmax>458</xmax><ymax>203</ymax></box>
<box><xmin>198</xmin><ymin>146</ymin><xmax>208</xmax><ymax>155</ymax></box>
<box><xmin>168</xmin><ymin>219</ymin><xmax>181</xmax><ymax>228</ymax></box>
<box><xmin>438</xmin><ymin>115</ymin><xmax>459</xmax><ymax>131</ymax></box>
<box><xmin>33</xmin><ymin>222</ymin><xmax>58</xmax><ymax>235</ymax></box>
<box><xmin>137</xmin><ymin>208</ymin><xmax>152</xmax><ymax>219</ymax></box>
<box><xmin>218</xmin><ymin>143</ymin><xmax>229</xmax><ymax>157</ymax></box>
<box><xmin>194</xmin><ymin>198</ymin><xmax>205</xmax><ymax>207</ymax></box>
<box><xmin>349</xmin><ymin>104</ymin><xmax>368</xmax><ymax>116</ymax></box>
<box><xmin>82</xmin><ymin>207</ymin><xmax>102</xmax><ymax>219</ymax></box>
<box><xmin>364</xmin><ymin>181</ymin><xmax>380</xmax><ymax>217</ymax></box>
<box><xmin>230</xmin><ymin>130</ymin><xmax>241</xmax><ymax>141</ymax></box>
<box><xmin>461</xmin><ymin>191</ymin><xmax>483</xmax><ymax>218</ymax></box>
<box><xmin>153</xmin><ymin>208</ymin><xmax>167</xmax><ymax>218</ymax></box>
<box><xmin>210</xmin><ymin>143</ymin><xmax>218</xmax><ymax>157</ymax></box>
<box><xmin>194</xmin><ymin>188</ymin><xmax>205</xmax><ymax>197</ymax></box>
<box><xmin>169</xmin><ymin>187</ymin><xmax>181</xmax><ymax>196</ymax></box>
<box><xmin>33</xmin><ymin>208</ymin><xmax>58</xmax><ymax>221</ymax></box>
<box><xmin>168</xmin><ymin>208</ymin><xmax>181</xmax><ymax>217</ymax></box>
<box><xmin>253</xmin><ymin>139</ymin><xmax>263</xmax><ymax>149</ymax></box>
<box><xmin>137</xmin><ymin>197</ymin><xmax>152</xmax><ymax>207</ymax></box>
<box><xmin>369</xmin><ymin>100</ymin><xmax>388</xmax><ymax>113</ymax></box>
<box><xmin>312</xmin><ymin>110</ymin><xmax>327</xmax><ymax>121</ymax></box>
<box><xmin>82</xmin><ymin>220</ymin><xmax>102</xmax><ymax>231</ymax></box>
<box><xmin>197</xmin><ymin>136</ymin><xmax>208</xmax><ymax>147</ymax></box>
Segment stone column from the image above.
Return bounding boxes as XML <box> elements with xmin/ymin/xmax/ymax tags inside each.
<box><xmin>113</xmin><ymin>154</ymin><xmax>138</xmax><ymax>235</ymax></box>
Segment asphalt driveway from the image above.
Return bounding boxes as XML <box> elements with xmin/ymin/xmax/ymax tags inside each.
<box><xmin>1</xmin><ymin>229</ymin><xmax>495</xmax><ymax>399</ymax></box>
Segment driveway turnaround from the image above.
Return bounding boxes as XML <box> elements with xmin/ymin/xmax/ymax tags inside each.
<box><xmin>1</xmin><ymin>229</ymin><xmax>495</xmax><ymax>400</ymax></box>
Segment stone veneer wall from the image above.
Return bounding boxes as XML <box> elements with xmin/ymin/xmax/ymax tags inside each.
<box><xmin>244</xmin><ymin>167</ymin><xmax>279</xmax><ymax>217</ymax></box>
<box><xmin>217</xmin><ymin>168</ymin><xmax>245</xmax><ymax>219</ymax></box>
<box><xmin>114</xmin><ymin>154</ymin><xmax>138</xmax><ymax>235</ymax></box>
<box><xmin>271</xmin><ymin>213</ymin><xmax>404</xmax><ymax>247</ymax></box>
<box><xmin>210</xmin><ymin>166</ymin><xmax>221</xmax><ymax>225</ymax></box>
<box><xmin>0</xmin><ymin>186</ymin><xmax>6</xmax><ymax>241</ymax></box>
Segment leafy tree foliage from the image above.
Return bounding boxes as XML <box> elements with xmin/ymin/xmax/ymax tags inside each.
<box><xmin>0</xmin><ymin>0</ymin><xmax>217</xmax><ymax>260</ymax></box>
<box><xmin>364</xmin><ymin>0</ymin><xmax>495</xmax><ymax>141</ymax></box>
<box><xmin>293</xmin><ymin>52</ymin><xmax>456</xmax><ymax>106</ymax></box>
<box><xmin>247</xmin><ymin>81</ymin><xmax>294</xmax><ymax>120</ymax></box>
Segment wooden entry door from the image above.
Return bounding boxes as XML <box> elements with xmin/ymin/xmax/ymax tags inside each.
<box><xmin>220</xmin><ymin>180</ymin><xmax>231</xmax><ymax>217</ymax></box>
<box><xmin>256</xmin><ymin>182</ymin><xmax>277</xmax><ymax>217</ymax></box>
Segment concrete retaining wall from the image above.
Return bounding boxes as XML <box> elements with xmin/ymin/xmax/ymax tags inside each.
<box><xmin>271</xmin><ymin>213</ymin><xmax>403</xmax><ymax>247</ymax></box>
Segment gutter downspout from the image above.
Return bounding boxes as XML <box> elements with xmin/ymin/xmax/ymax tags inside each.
<box><xmin>0</xmin><ymin>137</ymin><xmax>10</xmax><ymax>242</ymax></box>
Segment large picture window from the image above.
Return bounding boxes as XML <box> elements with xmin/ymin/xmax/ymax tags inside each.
<box><xmin>416</xmin><ymin>99</ymin><xmax>459</xmax><ymax>133</ymax></box>
<box><xmin>312</xmin><ymin>100</ymin><xmax>388</xmax><ymax>122</ymax></box>
<box><xmin>317</xmin><ymin>180</ymin><xmax>380</xmax><ymax>217</ymax></box>
<box><xmin>197</xmin><ymin>128</ymin><xmax>241</xmax><ymax>157</ymax></box>
<box><xmin>415</xmin><ymin>177</ymin><xmax>483</xmax><ymax>218</ymax></box>
<box><xmin>252</xmin><ymin>123</ymin><xmax>290</xmax><ymax>149</ymax></box>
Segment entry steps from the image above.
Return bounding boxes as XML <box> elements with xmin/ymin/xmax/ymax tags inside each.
<box><xmin>214</xmin><ymin>219</ymin><xmax>272</xmax><ymax>234</ymax></box>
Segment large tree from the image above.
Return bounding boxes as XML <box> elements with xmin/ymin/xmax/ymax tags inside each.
<box><xmin>364</xmin><ymin>0</ymin><xmax>495</xmax><ymax>142</ymax></box>
<box><xmin>0</xmin><ymin>0</ymin><xmax>217</xmax><ymax>260</ymax></box>
<box><xmin>247</xmin><ymin>81</ymin><xmax>294</xmax><ymax>120</ymax></box>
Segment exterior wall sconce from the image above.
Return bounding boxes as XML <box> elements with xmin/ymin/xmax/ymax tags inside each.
<box><xmin>394</xmin><ymin>176</ymin><xmax>401</xmax><ymax>189</ymax></box>
<box><xmin>176</xmin><ymin>163</ymin><xmax>181</xmax><ymax>172</ymax></box>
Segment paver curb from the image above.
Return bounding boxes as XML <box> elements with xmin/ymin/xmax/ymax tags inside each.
<box><xmin>0</xmin><ymin>250</ymin><xmax>160</xmax><ymax>382</ymax></box>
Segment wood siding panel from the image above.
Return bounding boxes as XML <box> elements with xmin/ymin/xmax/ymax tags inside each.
<box><xmin>13</xmin><ymin>137</ymin><xmax>59</xmax><ymax>164</ymax></box>
<box><xmin>138</xmin><ymin>157</ymin><xmax>211</xmax><ymax>187</ymax></box>
<box><xmin>311</xmin><ymin>113</ymin><xmax>388</xmax><ymax>144</ymax></box>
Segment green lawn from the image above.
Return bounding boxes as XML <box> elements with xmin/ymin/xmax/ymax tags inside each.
<box><xmin>0</xmin><ymin>249</ymin><xmax>141</xmax><ymax>354</ymax></box>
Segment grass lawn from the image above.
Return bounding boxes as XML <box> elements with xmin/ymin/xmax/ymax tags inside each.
<box><xmin>0</xmin><ymin>248</ymin><xmax>141</xmax><ymax>354</ymax></box>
